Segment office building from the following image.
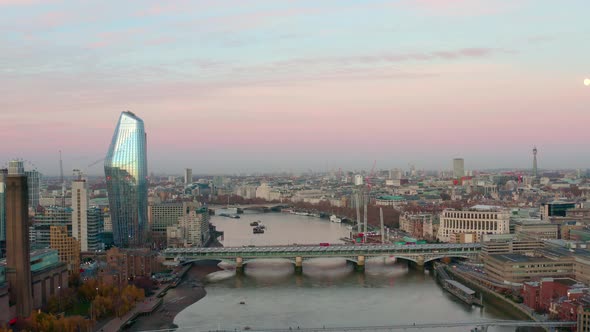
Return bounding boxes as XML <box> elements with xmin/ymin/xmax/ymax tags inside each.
<box><xmin>30</xmin><ymin>206</ymin><xmax>72</xmax><ymax>249</ymax></box>
<box><xmin>148</xmin><ymin>201</ymin><xmax>199</xmax><ymax>238</ymax></box>
<box><xmin>104</xmin><ymin>111</ymin><xmax>148</xmax><ymax>247</ymax></box>
<box><xmin>49</xmin><ymin>225</ymin><xmax>80</xmax><ymax>271</ymax></box>
<box><xmin>484</xmin><ymin>253</ymin><xmax>574</xmax><ymax>284</ymax></box>
<box><xmin>24</xmin><ymin>169</ymin><xmax>41</xmax><ymax>210</ymax></box>
<box><xmin>540</xmin><ymin>201</ymin><xmax>577</xmax><ymax>220</ymax></box>
<box><xmin>354</xmin><ymin>175</ymin><xmax>364</xmax><ymax>186</ymax></box>
<box><xmin>480</xmin><ymin>234</ymin><xmax>544</xmax><ymax>256</ymax></box>
<box><xmin>6</xmin><ymin>161</ymin><xmax>41</xmax><ymax>210</ymax></box>
<box><xmin>513</xmin><ymin>219</ymin><xmax>559</xmax><ymax>239</ymax></box>
<box><xmin>5</xmin><ymin>165</ymin><xmax>33</xmax><ymax>318</ymax></box>
<box><xmin>176</xmin><ymin>206</ymin><xmax>210</xmax><ymax>247</ymax></box>
<box><xmin>453</xmin><ymin>158</ymin><xmax>464</xmax><ymax>178</ymax></box>
<box><xmin>86</xmin><ymin>207</ymin><xmax>104</xmax><ymax>251</ymax></box>
<box><xmin>72</xmin><ymin>173</ymin><xmax>88</xmax><ymax>251</ymax></box>
<box><xmin>184</xmin><ymin>168</ymin><xmax>192</xmax><ymax>185</ymax></box>
<box><xmin>437</xmin><ymin>205</ymin><xmax>510</xmax><ymax>242</ymax></box>
<box><xmin>71</xmin><ymin>173</ymin><xmax>103</xmax><ymax>252</ymax></box>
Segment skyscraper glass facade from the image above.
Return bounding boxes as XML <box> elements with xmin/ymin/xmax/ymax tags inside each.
<box><xmin>104</xmin><ymin>112</ymin><xmax>148</xmax><ymax>247</ymax></box>
<box><xmin>25</xmin><ymin>170</ymin><xmax>41</xmax><ymax>209</ymax></box>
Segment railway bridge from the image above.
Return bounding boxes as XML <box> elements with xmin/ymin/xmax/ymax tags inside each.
<box><xmin>161</xmin><ymin>243</ymin><xmax>481</xmax><ymax>273</ymax></box>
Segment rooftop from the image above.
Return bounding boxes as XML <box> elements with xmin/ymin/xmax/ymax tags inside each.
<box><xmin>488</xmin><ymin>254</ymin><xmax>553</xmax><ymax>263</ymax></box>
<box><xmin>469</xmin><ymin>205</ymin><xmax>504</xmax><ymax>211</ymax></box>
<box><xmin>377</xmin><ymin>195</ymin><xmax>405</xmax><ymax>201</ymax></box>
<box><xmin>445</xmin><ymin>279</ymin><xmax>476</xmax><ymax>295</ymax></box>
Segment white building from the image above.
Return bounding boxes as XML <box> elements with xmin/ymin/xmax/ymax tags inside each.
<box><xmin>235</xmin><ymin>185</ymin><xmax>258</xmax><ymax>199</ymax></box>
<box><xmin>72</xmin><ymin>175</ymin><xmax>89</xmax><ymax>251</ymax></box>
<box><xmin>437</xmin><ymin>205</ymin><xmax>510</xmax><ymax>243</ymax></box>
<box><xmin>453</xmin><ymin>158</ymin><xmax>464</xmax><ymax>178</ymax></box>
<box><xmin>176</xmin><ymin>207</ymin><xmax>210</xmax><ymax>247</ymax></box>
<box><xmin>354</xmin><ymin>175</ymin><xmax>364</xmax><ymax>186</ymax></box>
<box><xmin>71</xmin><ymin>173</ymin><xmax>103</xmax><ymax>252</ymax></box>
<box><xmin>256</xmin><ymin>183</ymin><xmax>272</xmax><ymax>201</ymax></box>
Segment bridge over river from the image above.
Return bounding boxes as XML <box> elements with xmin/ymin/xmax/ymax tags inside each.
<box><xmin>161</xmin><ymin>243</ymin><xmax>481</xmax><ymax>273</ymax></box>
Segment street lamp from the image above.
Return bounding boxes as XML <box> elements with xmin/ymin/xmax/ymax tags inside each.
<box><xmin>57</xmin><ymin>286</ymin><xmax>61</xmax><ymax>313</ymax></box>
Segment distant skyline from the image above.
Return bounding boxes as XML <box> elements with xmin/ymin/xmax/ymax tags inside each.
<box><xmin>1</xmin><ymin>0</ymin><xmax>589</xmax><ymax>175</ymax></box>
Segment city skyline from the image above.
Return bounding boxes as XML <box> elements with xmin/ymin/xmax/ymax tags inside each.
<box><xmin>1</xmin><ymin>0</ymin><xmax>589</xmax><ymax>174</ymax></box>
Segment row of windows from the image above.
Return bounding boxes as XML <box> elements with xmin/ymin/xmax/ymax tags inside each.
<box><xmin>444</xmin><ymin>212</ymin><xmax>502</xmax><ymax>219</ymax></box>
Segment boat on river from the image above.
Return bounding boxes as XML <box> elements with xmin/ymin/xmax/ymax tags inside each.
<box><xmin>330</xmin><ymin>215</ymin><xmax>342</xmax><ymax>223</ymax></box>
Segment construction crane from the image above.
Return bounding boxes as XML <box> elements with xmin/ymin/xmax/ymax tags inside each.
<box><xmin>59</xmin><ymin>150</ymin><xmax>65</xmax><ymax>209</ymax></box>
<box><xmin>88</xmin><ymin>158</ymin><xmax>105</xmax><ymax>168</ymax></box>
<box><xmin>363</xmin><ymin>160</ymin><xmax>377</xmax><ymax>234</ymax></box>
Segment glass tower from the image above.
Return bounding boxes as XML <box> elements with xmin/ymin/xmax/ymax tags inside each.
<box><xmin>104</xmin><ymin>111</ymin><xmax>148</xmax><ymax>247</ymax></box>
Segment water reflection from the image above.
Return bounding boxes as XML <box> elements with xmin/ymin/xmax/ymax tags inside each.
<box><xmin>177</xmin><ymin>213</ymin><xmax>521</xmax><ymax>331</ymax></box>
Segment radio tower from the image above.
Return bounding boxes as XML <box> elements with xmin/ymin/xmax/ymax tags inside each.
<box><xmin>532</xmin><ymin>146</ymin><xmax>538</xmax><ymax>178</ymax></box>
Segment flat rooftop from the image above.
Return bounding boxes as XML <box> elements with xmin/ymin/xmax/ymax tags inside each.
<box><xmin>488</xmin><ymin>254</ymin><xmax>553</xmax><ymax>263</ymax></box>
<box><xmin>445</xmin><ymin>279</ymin><xmax>476</xmax><ymax>295</ymax></box>
<box><xmin>469</xmin><ymin>205</ymin><xmax>504</xmax><ymax>211</ymax></box>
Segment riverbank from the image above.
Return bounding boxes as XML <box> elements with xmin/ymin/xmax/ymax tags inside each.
<box><xmin>445</xmin><ymin>266</ymin><xmax>542</xmax><ymax>322</ymax></box>
<box><xmin>128</xmin><ymin>263</ymin><xmax>221</xmax><ymax>331</ymax></box>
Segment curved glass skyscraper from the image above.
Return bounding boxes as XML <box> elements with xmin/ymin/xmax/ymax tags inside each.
<box><xmin>104</xmin><ymin>111</ymin><xmax>148</xmax><ymax>247</ymax></box>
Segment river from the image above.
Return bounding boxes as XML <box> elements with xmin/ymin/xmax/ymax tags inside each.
<box><xmin>174</xmin><ymin>211</ymin><xmax>527</xmax><ymax>331</ymax></box>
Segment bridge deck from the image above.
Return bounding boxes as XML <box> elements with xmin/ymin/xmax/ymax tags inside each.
<box><xmin>162</xmin><ymin>243</ymin><xmax>481</xmax><ymax>261</ymax></box>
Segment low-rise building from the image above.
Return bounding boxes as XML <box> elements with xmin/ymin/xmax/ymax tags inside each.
<box><xmin>375</xmin><ymin>195</ymin><xmax>406</xmax><ymax>208</ymax></box>
<box><xmin>484</xmin><ymin>253</ymin><xmax>574</xmax><ymax>285</ymax></box>
<box><xmin>100</xmin><ymin>247</ymin><xmax>162</xmax><ymax>288</ymax></box>
<box><xmin>0</xmin><ymin>249</ymin><xmax>68</xmax><ymax>316</ymax></box>
<box><xmin>148</xmin><ymin>201</ymin><xmax>200</xmax><ymax>243</ymax></box>
<box><xmin>399</xmin><ymin>213</ymin><xmax>432</xmax><ymax>239</ymax></box>
<box><xmin>513</xmin><ymin>219</ymin><xmax>559</xmax><ymax>239</ymax></box>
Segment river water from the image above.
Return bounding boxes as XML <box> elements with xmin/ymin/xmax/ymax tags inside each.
<box><xmin>174</xmin><ymin>212</ymin><xmax>525</xmax><ymax>331</ymax></box>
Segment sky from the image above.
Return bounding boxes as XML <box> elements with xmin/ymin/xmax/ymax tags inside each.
<box><xmin>1</xmin><ymin>0</ymin><xmax>589</xmax><ymax>175</ymax></box>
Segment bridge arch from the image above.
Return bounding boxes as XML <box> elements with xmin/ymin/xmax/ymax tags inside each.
<box><xmin>241</xmin><ymin>258</ymin><xmax>297</xmax><ymax>267</ymax></box>
<box><xmin>424</xmin><ymin>255</ymin><xmax>473</xmax><ymax>264</ymax></box>
<box><xmin>183</xmin><ymin>258</ymin><xmax>237</xmax><ymax>267</ymax></box>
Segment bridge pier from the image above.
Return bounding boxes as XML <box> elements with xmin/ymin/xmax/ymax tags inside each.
<box><xmin>236</xmin><ymin>257</ymin><xmax>244</xmax><ymax>275</ymax></box>
<box><xmin>356</xmin><ymin>255</ymin><xmax>365</xmax><ymax>272</ymax></box>
<box><xmin>408</xmin><ymin>255</ymin><xmax>425</xmax><ymax>271</ymax></box>
<box><xmin>295</xmin><ymin>256</ymin><xmax>303</xmax><ymax>275</ymax></box>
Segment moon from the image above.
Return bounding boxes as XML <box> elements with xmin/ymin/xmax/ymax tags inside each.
<box><xmin>585</xmin><ymin>78</ymin><xmax>590</xmax><ymax>86</ymax></box>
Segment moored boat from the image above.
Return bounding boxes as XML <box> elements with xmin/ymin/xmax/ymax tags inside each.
<box><xmin>330</xmin><ymin>215</ymin><xmax>342</xmax><ymax>223</ymax></box>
